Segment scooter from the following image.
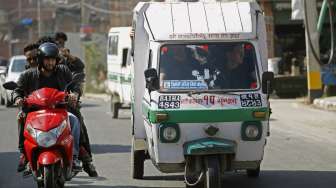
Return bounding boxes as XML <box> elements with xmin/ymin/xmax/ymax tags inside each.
<box><xmin>3</xmin><ymin>74</ymin><xmax>84</xmax><ymax>188</ymax></box>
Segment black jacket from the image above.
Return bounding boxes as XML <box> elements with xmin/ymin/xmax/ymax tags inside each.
<box><xmin>60</xmin><ymin>57</ymin><xmax>85</xmax><ymax>75</ymax></box>
<box><xmin>13</xmin><ymin>64</ymin><xmax>82</xmax><ymax>101</ymax></box>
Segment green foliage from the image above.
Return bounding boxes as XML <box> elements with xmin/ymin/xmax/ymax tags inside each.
<box><xmin>83</xmin><ymin>42</ymin><xmax>107</xmax><ymax>93</ymax></box>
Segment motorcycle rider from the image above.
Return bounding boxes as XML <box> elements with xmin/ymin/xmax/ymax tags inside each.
<box><xmin>55</xmin><ymin>32</ymin><xmax>98</xmax><ymax>177</ymax></box>
<box><xmin>14</xmin><ymin>42</ymin><xmax>82</xmax><ymax>172</ymax></box>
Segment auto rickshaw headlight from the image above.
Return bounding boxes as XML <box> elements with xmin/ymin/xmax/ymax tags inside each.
<box><xmin>159</xmin><ymin>123</ymin><xmax>180</xmax><ymax>143</ymax></box>
<box><xmin>241</xmin><ymin>121</ymin><xmax>262</xmax><ymax>141</ymax></box>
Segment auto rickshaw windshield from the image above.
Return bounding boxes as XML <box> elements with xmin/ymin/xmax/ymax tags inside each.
<box><xmin>159</xmin><ymin>42</ymin><xmax>259</xmax><ymax>91</ymax></box>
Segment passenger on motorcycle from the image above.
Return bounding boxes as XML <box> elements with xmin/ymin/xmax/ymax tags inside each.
<box><xmin>14</xmin><ymin>42</ymin><xmax>82</xmax><ymax>172</ymax></box>
<box><xmin>56</xmin><ymin>32</ymin><xmax>98</xmax><ymax>177</ymax></box>
<box><xmin>23</xmin><ymin>43</ymin><xmax>39</xmax><ymax>69</ymax></box>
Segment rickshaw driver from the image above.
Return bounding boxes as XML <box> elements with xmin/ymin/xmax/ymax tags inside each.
<box><xmin>214</xmin><ymin>44</ymin><xmax>257</xmax><ymax>89</ymax></box>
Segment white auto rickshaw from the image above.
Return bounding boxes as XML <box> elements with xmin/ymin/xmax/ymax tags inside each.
<box><xmin>130</xmin><ymin>1</ymin><xmax>274</xmax><ymax>188</ymax></box>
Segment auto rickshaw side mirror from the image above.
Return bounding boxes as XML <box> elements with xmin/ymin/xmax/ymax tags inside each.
<box><xmin>144</xmin><ymin>68</ymin><xmax>160</xmax><ymax>92</ymax></box>
<box><xmin>262</xmin><ymin>71</ymin><xmax>274</xmax><ymax>94</ymax></box>
<box><xmin>3</xmin><ymin>81</ymin><xmax>18</xmax><ymax>90</ymax></box>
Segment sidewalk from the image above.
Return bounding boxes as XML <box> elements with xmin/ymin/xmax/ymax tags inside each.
<box><xmin>313</xmin><ymin>97</ymin><xmax>336</xmax><ymax>111</ymax></box>
<box><xmin>83</xmin><ymin>93</ymin><xmax>110</xmax><ymax>102</ymax></box>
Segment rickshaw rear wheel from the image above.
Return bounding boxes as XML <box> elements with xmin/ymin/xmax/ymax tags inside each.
<box><xmin>204</xmin><ymin>156</ymin><xmax>221</xmax><ymax>188</ymax></box>
<box><xmin>247</xmin><ymin>167</ymin><xmax>260</xmax><ymax>178</ymax></box>
<box><xmin>131</xmin><ymin>146</ymin><xmax>145</xmax><ymax>179</ymax></box>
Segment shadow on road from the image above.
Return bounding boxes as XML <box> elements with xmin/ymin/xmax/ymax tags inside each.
<box><xmin>65</xmin><ymin>170</ymin><xmax>336</xmax><ymax>188</ymax></box>
<box><xmin>81</xmin><ymin>103</ymin><xmax>101</xmax><ymax>108</ymax></box>
<box><xmin>144</xmin><ymin>175</ymin><xmax>184</xmax><ymax>181</ymax></box>
<box><xmin>91</xmin><ymin>144</ymin><xmax>131</xmax><ymax>154</ymax></box>
<box><xmin>2</xmin><ymin>151</ymin><xmax>336</xmax><ymax>188</ymax></box>
<box><xmin>68</xmin><ymin>186</ymin><xmax>169</xmax><ymax>188</ymax></box>
<box><xmin>223</xmin><ymin>170</ymin><xmax>336</xmax><ymax>188</ymax></box>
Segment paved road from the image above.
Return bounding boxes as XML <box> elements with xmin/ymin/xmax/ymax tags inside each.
<box><xmin>0</xmin><ymin>98</ymin><xmax>336</xmax><ymax>188</ymax></box>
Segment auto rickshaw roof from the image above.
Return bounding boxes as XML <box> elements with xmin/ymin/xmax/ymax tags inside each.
<box><xmin>143</xmin><ymin>1</ymin><xmax>260</xmax><ymax>41</ymax></box>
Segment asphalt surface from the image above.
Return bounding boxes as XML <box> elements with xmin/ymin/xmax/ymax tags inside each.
<box><xmin>0</xmin><ymin>98</ymin><xmax>336</xmax><ymax>188</ymax></box>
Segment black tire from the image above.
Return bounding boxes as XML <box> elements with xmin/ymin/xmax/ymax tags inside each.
<box><xmin>110</xmin><ymin>95</ymin><xmax>120</xmax><ymax>119</ymax></box>
<box><xmin>204</xmin><ymin>156</ymin><xmax>221</xmax><ymax>188</ymax></box>
<box><xmin>186</xmin><ymin>183</ymin><xmax>204</xmax><ymax>188</ymax></box>
<box><xmin>43</xmin><ymin>165</ymin><xmax>55</xmax><ymax>188</ymax></box>
<box><xmin>111</xmin><ymin>102</ymin><xmax>120</xmax><ymax>119</ymax></box>
<box><xmin>4</xmin><ymin>94</ymin><xmax>8</xmax><ymax>107</ymax></box>
<box><xmin>5</xmin><ymin>94</ymin><xmax>12</xmax><ymax>107</ymax></box>
<box><xmin>0</xmin><ymin>91</ymin><xmax>4</xmax><ymax>105</ymax></box>
<box><xmin>131</xmin><ymin>143</ymin><xmax>145</xmax><ymax>179</ymax></box>
<box><xmin>247</xmin><ymin>167</ymin><xmax>260</xmax><ymax>178</ymax></box>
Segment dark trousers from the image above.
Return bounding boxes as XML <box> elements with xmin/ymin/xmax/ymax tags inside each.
<box><xmin>18</xmin><ymin>112</ymin><xmax>25</xmax><ymax>153</ymax></box>
<box><xmin>68</xmin><ymin>105</ymin><xmax>93</xmax><ymax>162</ymax></box>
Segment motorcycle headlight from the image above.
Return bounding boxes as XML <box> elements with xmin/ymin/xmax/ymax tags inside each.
<box><xmin>36</xmin><ymin>131</ymin><xmax>57</xmax><ymax>148</ymax></box>
<box><xmin>50</xmin><ymin>120</ymin><xmax>67</xmax><ymax>138</ymax></box>
<box><xmin>27</xmin><ymin>120</ymin><xmax>68</xmax><ymax>148</ymax></box>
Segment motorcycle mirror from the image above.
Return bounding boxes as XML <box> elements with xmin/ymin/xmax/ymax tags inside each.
<box><xmin>72</xmin><ymin>73</ymin><xmax>85</xmax><ymax>83</ymax></box>
<box><xmin>3</xmin><ymin>81</ymin><xmax>18</xmax><ymax>90</ymax></box>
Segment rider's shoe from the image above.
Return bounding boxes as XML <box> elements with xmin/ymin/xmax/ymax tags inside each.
<box><xmin>72</xmin><ymin>158</ymin><xmax>82</xmax><ymax>172</ymax></box>
<box><xmin>17</xmin><ymin>154</ymin><xmax>27</xmax><ymax>172</ymax></box>
<box><xmin>83</xmin><ymin>162</ymin><xmax>98</xmax><ymax>177</ymax></box>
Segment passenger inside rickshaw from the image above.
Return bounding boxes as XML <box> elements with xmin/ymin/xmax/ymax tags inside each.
<box><xmin>159</xmin><ymin>43</ymin><xmax>258</xmax><ymax>90</ymax></box>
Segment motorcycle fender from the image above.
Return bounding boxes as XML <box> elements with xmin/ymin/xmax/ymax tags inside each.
<box><xmin>38</xmin><ymin>150</ymin><xmax>62</xmax><ymax>165</ymax></box>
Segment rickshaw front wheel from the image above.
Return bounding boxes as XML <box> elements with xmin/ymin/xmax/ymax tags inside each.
<box><xmin>204</xmin><ymin>156</ymin><xmax>221</xmax><ymax>188</ymax></box>
<box><xmin>131</xmin><ymin>148</ymin><xmax>145</xmax><ymax>179</ymax></box>
<box><xmin>247</xmin><ymin>166</ymin><xmax>260</xmax><ymax>178</ymax></box>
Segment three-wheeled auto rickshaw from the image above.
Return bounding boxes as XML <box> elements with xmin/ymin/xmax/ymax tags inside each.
<box><xmin>130</xmin><ymin>1</ymin><xmax>274</xmax><ymax>188</ymax></box>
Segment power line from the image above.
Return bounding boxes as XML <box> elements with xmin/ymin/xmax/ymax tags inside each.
<box><xmin>82</xmin><ymin>2</ymin><xmax>132</xmax><ymax>16</ymax></box>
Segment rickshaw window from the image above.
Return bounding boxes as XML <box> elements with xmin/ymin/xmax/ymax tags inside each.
<box><xmin>158</xmin><ymin>42</ymin><xmax>260</xmax><ymax>92</ymax></box>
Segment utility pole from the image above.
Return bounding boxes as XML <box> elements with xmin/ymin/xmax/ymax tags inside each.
<box><xmin>18</xmin><ymin>0</ymin><xmax>22</xmax><ymax>19</ymax></box>
<box><xmin>304</xmin><ymin>0</ymin><xmax>323</xmax><ymax>103</ymax></box>
<box><xmin>81</xmin><ymin>0</ymin><xmax>87</xmax><ymax>26</ymax></box>
<box><xmin>37</xmin><ymin>0</ymin><xmax>41</xmax><ymax>37</ymax></box>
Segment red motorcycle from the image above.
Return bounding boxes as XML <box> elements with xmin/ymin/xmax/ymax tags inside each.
<box><xmin>3</xmin><ymin>75</ymin><xmax>83</xmax><ymax>188</ymax></box>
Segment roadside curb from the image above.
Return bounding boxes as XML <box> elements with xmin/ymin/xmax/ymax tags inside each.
<box><xmin>83</xmin><ymin>93</ymin><xmax>110</xmax><ymax>102</ymax></box>
<box><xmin>313</xmin><ymin>97</ymin><xmax>336</xmax><ymax>111</ymax></box>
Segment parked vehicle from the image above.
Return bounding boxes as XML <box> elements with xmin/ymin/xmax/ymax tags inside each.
<box><xmin>2</xmin><ymin>74</ymin><xmax>84</xmax><ymax>188</ymax></box>
<box><xmin>0</xmin><ymin>57</ymin><xmax>8</xmax><ymax>105</ymax></box>
<box><xmin>0</xmin><ymin>57</ymin><xmax>8</xmax><ymax>72</ymax></box>
<box><xmin>106</xmin><ymin>27</ymin><xmax>132</xmax><ymax>118</ymax></box>
<box><xmin>2</xmin><ymin>55</ymin><xmax>26</xmax><ymax>107</ymax></box>
<box><xmin>268</xmin><ymin>55</ymin><xmax>307</xmax><ymax>98</ymax></box>
<box><xmin>130</xmin><ymin>2</ymin><xmax>274</xmax><ymax>188</ymax></box>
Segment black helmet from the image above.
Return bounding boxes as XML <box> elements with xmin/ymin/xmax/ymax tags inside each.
<box><xmin>38</xmin><ymin>42</ymin><xmax>59</xmax><ymax>58</ymax></box>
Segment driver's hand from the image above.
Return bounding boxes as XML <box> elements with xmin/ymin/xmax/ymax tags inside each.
<box><xmin>68</xmin><ymin>93</ymin><xmax>79</xmax><ymax>107</ymax></box>
<box><xmin>15</xmin><ymin>98</ymin><xmax>24</xmax><ymax>107</ymax></box>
